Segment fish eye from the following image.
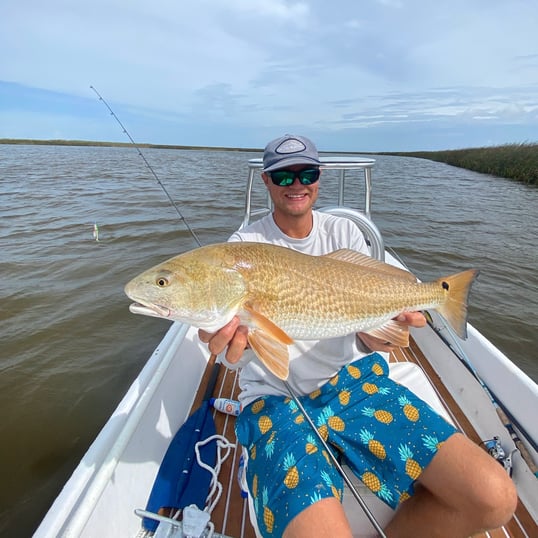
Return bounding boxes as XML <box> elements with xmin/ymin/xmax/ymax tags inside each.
<box><xmin>156</xmin><ymin>276</ymin><xmax>170</xmax><ymax>287</ymax></box>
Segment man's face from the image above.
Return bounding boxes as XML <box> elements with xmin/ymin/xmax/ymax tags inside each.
<box><xmin>262</xmin><ymin>165</ymin><xmax>320</xmax><ymax>218</ymax></box>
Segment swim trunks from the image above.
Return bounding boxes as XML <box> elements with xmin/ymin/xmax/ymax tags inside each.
<box><xmin>235</xmin><ymin>352</ymin><xmax>458</xmax><ymax>537</ymax></box>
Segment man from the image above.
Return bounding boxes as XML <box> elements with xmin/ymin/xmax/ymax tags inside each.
<box><xmin>200</xmin><ymin>134</ymin><xmax>516</xmax><ymax>537</ymax></box>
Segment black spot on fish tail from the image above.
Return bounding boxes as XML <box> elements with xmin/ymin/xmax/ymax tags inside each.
<box><xmin>435</xmin><ymin>269</ymin><xmax>478</xmax><ymax>339</ymax></box>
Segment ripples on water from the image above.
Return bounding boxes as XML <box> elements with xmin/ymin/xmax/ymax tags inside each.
<box><xmin>1</xmin><ymin>145</ymin><xmax>536</xmax><ymax>536</ymax></box>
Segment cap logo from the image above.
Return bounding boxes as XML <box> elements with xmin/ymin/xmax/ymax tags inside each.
<box><xmin>276</xmin><ymin>138</ymin><xmax>306</xmax><ymax>154</ymax></box>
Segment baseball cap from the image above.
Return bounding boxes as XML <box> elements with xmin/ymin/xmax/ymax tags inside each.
<box><xmin>262</xmin><ymin>134</ymin><xmax>321</xmax><ymax>172</ymax></box>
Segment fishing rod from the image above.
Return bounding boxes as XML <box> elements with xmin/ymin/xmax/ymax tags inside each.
<box><xmin>283</xmin><ymin>381</ymin><xmax>388</xmax><ymax>537</ymax></box>
<box><xmin>386</xmin><ymin>247</ymin><xmax>538</xmax><ymax>475</ymax></box>
<box><xmin>426</xmin><ymin>311</ymin><xmax>538</xmax><ymax>476</ymax></box>
<box><xmin>90</xmin><ymin>85</ymin><xmax>202</xmax><ymax>248</ymax></box>
<box><xmin>94</xmin><ymin>89</ymin><xmax>386</xmax><ymax>534</ymax></box>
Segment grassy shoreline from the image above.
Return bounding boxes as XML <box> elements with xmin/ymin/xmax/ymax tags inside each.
<box><xmin>0</xmin><ymin>138</ymin><xmax>261</xmax><ymax>153</ymax></box>
<box><xmin>387</xmin><ymin>143</ymin><xmax>537</xmax><ymax>185</ymax></box>
<box><xmin>2</xmin><ymin>138</ymin><xmax>536</xmax><ymax>185</ymax></box>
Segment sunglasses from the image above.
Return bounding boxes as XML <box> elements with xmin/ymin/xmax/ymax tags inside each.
<box><xmin>268</xmin><ymin>168</ymin><xmax>321</xmax><ymax>186</ymax></box>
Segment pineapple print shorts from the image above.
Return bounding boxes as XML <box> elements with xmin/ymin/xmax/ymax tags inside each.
<box><xmin>235</xmin><ymin>352</ymin><xmax>458</xmax><ymax>537</ymax></box>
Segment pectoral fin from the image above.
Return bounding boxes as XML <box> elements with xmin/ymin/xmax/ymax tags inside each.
<box><xmin>248</xmin><ymin>329</ymin><xmax>290</xmax><ymax>380</ymax></box>
<box><xmin>363</xmin><ymin>319</ymin><xmax>410</xmax><ymax>347</ymax></box>
<box><xmin>244</xmin><ymin>304</ymin><xmax>293</xmax><ymax>380</ymax></box>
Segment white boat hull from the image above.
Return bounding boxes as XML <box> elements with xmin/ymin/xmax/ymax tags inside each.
<box><xmin>35</xmin><ymin>156</ymin><xmax>538</xmax><ymax>537</ymax></box>
<box><xmin>36</xmin><ymin>321</ymin><xmax>538</xmax><ymax>537</ymax></box>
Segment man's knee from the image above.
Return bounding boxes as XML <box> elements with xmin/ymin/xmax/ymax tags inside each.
<box><xmin>420</xmin><ymin>433</ymin><xmax>517</xmax><ymax>526</ymax></box>
<box><xmin>472</xmin><ymin>464</ymin><xmax>517</xmax><ymax>528</ymax></box>
<box><xmin>449</xmin><ymin>451</ymin><xmax>516</xmax><ymax>529</ymax></box>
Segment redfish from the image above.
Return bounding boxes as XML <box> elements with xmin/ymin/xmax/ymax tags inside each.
<box><xmin>124</xmin><ymin>242</ymin><xmax>478</xmax><ymax>379</ymax></box>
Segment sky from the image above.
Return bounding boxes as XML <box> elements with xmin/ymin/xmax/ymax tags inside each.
<box><xmin>1</xmin><ymin>0</ymin><xmax>538</xmax><ymax>152</ymax></box>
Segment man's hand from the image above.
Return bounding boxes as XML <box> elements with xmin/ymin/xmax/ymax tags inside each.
<box><xmin>358</xmin><ymin>311</ymin><xmax>427</xmax><ymax>352</ymax></box>
<box><xmin>198</xmin><ymin>316</ymin><xmax>249</xmax><ymax>364</ymax></box>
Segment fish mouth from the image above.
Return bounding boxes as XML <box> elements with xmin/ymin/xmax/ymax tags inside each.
<box><xmin>128</xmin><ymin>301</ymin><xmax>171</xmax><ymax>319</ymax></box>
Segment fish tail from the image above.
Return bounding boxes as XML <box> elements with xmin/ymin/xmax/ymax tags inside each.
<box><xmin>435</xmin><ymin>269</ymin><xmax>479</xmax><ymax>339</ymax></box>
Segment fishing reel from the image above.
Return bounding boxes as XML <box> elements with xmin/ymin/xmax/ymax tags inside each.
<box><xmin>481</xmin><ymin>436</ymin><xmax>513</xmax><ymax>476</ymax></box>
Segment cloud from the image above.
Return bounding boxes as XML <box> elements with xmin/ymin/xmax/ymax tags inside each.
<box><xmin>218</xmin><ymin>0</ymin><xmax>310</xmax><ymax>20</ymax></box>
<box><xmin>1</xmin><ymin>0</ymin><xmax>537</xmax><ymax>150</ymax></box>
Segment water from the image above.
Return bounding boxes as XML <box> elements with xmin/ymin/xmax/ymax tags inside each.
<box><xmin>1</xmin><ymin>145</ymin><xmax>536</xmax><ymax>536</ymax></box>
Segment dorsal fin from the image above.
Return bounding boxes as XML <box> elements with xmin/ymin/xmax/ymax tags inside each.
<box><xmin>325</xmin><ymin>249</ymin><xmax>417</xmax><ymax>282</ymax></box>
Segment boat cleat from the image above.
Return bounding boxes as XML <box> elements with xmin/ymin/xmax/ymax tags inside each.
<box><xmin>181</xmin><ymin>504</ymin><xmax>211</xmax><ymax>537</ymax></box>
<box><xmin>134</xmin><ymin>506</ymin><xmax>213</xmax><ymax>538</ymax></box>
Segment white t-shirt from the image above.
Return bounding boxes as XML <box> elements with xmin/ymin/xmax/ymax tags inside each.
<box><xmin>228</xmin><ymin>211</ymin><xmax>372</xmax><ymax>406</ymax></box>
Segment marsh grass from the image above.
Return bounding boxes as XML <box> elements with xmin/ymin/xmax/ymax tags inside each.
<box><xmin>2</xmin><ymin>139</ymin><xmax>537</xmax><ymax>185</ymax></box>
<box><xmin>0</xmin><ymin>138</ymin><xmax>259</xmax><ymax>152</ymax></box>
<box><xmin>394</xmin><ymin>143</ymin><xmax>537</xmax><ymax>185</ymax></box>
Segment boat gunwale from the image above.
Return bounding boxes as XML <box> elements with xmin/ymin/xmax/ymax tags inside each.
<box><xmin>34</xmin><ymin>155</ymin><xmax>538</xmax><ymax>538</ymax></box>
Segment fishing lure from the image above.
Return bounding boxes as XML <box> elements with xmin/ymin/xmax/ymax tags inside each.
<box><xmin>90</xmin><ymin>85</ymin><xmax>202</xmax><ymax>248</ymax></box>
<box><xmin>93</xmin><ymin>223</ymin><xmax>100</xmax><ymax>242</ymax></box>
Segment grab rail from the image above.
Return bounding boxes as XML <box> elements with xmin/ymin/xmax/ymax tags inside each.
<box><xmin>318</xmin><ymin>206</ymin><xmax>385</xmax><ymax>261</ymax></box>
<box><xmin>240</xmin><ymin>157</ymin><xmax>383</xmax><ymax>259</ymax></box>
<box><xmin>241</xmin><ymin>157</ymin><xmax>376</xmax><ymax>231</ymax></box>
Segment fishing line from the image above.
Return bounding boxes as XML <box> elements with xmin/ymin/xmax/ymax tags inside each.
<box><xmin>90</xmin><ymin>85</ymin><xmax>202</xmax><ymax>248</ymax></box>
<box><xmin>388</xmin><ymin>246</ymin><xmax>537</xmax><ymax>474</ymax></box>
<box><xmin>92</xmin><ymin>88</ymin><xmax>386</xmax><ymax>530</ymax></box>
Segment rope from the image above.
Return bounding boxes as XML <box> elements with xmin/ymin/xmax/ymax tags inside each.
<box><xmin>194</xmin><ymin>435</ymin><xmax>236</xmax><ymax>515</ymax></box>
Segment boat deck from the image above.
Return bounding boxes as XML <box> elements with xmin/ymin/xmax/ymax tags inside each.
<box><xmin>188</xmin><ymin>339</ymin><xmax>537</xmax><ymax>538</ymax></box>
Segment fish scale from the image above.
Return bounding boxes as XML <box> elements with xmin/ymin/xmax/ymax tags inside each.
<box><xmin>230</xmin><ymin>246</ymin><xmax>441</xmax><ymax>337</ymax></box>
<box><xmin>125</xmin><ymin>242</ymin><xmax>478</xmax><ymax>379</ymax></box>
